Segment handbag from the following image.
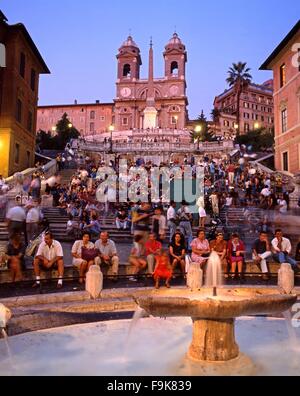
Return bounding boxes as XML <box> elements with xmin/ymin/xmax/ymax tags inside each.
<box><xmin>81</xmin><ymin>247</ymin><xmax>99</xmax><ymax>261</ymax></box>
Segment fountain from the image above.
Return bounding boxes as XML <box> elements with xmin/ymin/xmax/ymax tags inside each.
<box><xmin>136</xmin><ymin>252</ymin><xmax>297</xmax><ymax>371</ymax></box>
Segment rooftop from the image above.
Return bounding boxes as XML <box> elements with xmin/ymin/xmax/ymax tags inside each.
<box><xmin>260</xmin><ymin>20</ymin><xmax>300</xmax><ymax>70</ymax></box>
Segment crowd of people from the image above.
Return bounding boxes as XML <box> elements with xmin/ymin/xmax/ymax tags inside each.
<box><xmin>1</xmin><ymin>145</ymin><xmax>300</xmax><ymax>289</ymax></box>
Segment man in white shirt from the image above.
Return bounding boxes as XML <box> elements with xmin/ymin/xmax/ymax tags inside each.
<box><xmin>271</xmin><ymin>229</ymin><xmax>300</xmax><ymax>271</ymax></box>
<box><xmin>6</xmin><ymin>200</ymin><xmax>27</xmax><ymax>243</ymax></box>
<box><xmin>33</xmin><ymin>232</ymin><xmax>64</xmax><ymax>288</ymax></box>
<box><xmin>167</xmin><ymin>201</ymin><xmax>177</xmax><ymax>242</ymax></box>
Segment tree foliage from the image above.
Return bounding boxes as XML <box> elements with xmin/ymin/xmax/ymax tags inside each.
<box><xmin>36</xmin><ymin>113</ymin><xmax>80</xmax><ymax>150</ymax></box>
<box><xmin>236</xmin><ymin>128</ymin><xmax>274</xmax><ymax>152</ymax></box>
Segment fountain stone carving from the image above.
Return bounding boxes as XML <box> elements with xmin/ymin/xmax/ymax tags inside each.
<box><xmin>136</xmin><ymin>253</ymin><xmax>297</xmax><ymax>363</ymax></box>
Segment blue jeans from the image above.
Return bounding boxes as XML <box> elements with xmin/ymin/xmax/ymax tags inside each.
<box><xmin>273</xmin><ymin>253</ymin><xmax>297</xmax><ymax>269</ymax></box>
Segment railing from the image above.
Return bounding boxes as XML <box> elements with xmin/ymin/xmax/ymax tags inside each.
<box><xmin>79</xmin><ymin>140</ymin><xmax>234</xmax><ymax>153</ymax></box>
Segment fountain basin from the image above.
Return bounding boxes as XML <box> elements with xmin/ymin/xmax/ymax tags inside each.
<box><xmin>137</xmin><ymin>288</ymin><xmax>297</xmax><ymax>319</ymax></box>
<box><xmin>136</xmin><ymin>288</ymin><xmax>297</xmax><ymax>362</ymax></box>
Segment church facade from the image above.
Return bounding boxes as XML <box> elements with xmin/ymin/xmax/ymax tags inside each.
<box><xmin>37</xmin><ymin>33</ymin><xmax>189</xmax><ymax>136</ymax></box>
<box><xmin>114</xmin><ymin>33</ymin><xmax>188</xmax><ymax>131</ymax></box>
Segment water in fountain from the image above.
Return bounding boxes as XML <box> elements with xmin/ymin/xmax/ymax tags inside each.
<box><xmin>1</xmin><ymin>329</ymin><xmax>15</xmax><ymax>372</ymax></box>
<box><xmin>205</xmin><ymin>251</ymin><xmax>223</xmax><ymax>295</ymax></box>
<box><xmin>123</xmin><ymin>307</ymin><xmax>148</xmax><ymax>364</ymax></box>
<box><xmin>283</xmin><ymin>310</ymin><xmax>300</xmax><ymax>351</ymax></box>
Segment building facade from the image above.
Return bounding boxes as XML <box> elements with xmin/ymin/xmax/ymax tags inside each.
<box><xmin>261</xmin><ymin>20</ymin><xmax>300</xmax><ymax>175</ymax></box>
<box><xmin>37</xmin><ymin>102</ymin><xmax>114</xmax><ymax>136</ymax></box>
<box><xmin>213</xmin><ymin>80</ymin><xmax>274</xmax><ymax>136</ymax></box>
<box><xmin>37</xmin><ymin>33</ymin><xmax>189</xmax><ymax>137</ymax></box>
<box><xmin>114</xmin><ymin>34</ymin><xmax>188</xmax><ymax>131</ymax></box>
<box><xmin>0</xmin><ymin>11</ymin><xmax>49</xmax><ymax>177</ymax></box>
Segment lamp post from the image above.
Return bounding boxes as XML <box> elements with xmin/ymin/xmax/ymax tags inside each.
<box><xmin>195</xmin><ymin>125</ymin><xmax>202</xmax><ymax>151</ymax></box>
<box><xmin>109</xmin><ymin>125</ymin><xmax>114</xmax><ymax>154</ymax></box>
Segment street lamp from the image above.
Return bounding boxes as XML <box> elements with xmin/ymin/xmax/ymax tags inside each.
<box><xmin>195</xmin><ymin>125</ymin><xmax>202</xmax><ymax>151</ymax></box>
<box><xmin>109</xmin><ymin>125</ymin><xmax>114</xmax><ymax>153</ymax></box>
<box><xmin>68</xmin><ymin>123</ymin><xmax>73</xmax><ymax>129</ymax></box>
<box><xmin>254</xmin><ymin>122</ymin><xmax>260</xmax><ymax>130</ymax></box>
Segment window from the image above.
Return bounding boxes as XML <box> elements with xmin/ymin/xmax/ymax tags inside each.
<box><xmin>283</xmin><ymin>152</ymin><xmax>289</xmax><ymax>172</ymax></box>
<box><xmin>261</xmin><ymin>116</ymin><xmax>265</xmax><ymax>122</ymax></box>
<box><xmin>280</xmin><ymin>64</ymin><xmax>286</xmax><ymax>88</ymax></box>
<box><xmin>244</xmin><ymin>123</ymin><xmax>250</xmax><ymax>133</ymax></box>
<box><xmin>27</xmin><ymin>111</ymin><xmax>33</xmax><ymax>132</ymax></box>
<box><xmin>100</xmin><ymin>116</ymin><xmax>105</xmax><ymax>122</ymax></box>
<box><xmin>244</xmin><ymin>113</ymin><xmax>250</xmax><ymax>119</ymax></box>
<box><xmin>90</xmin><ymin>122</ymin><xmax>94</xmax><ymax>132</ymax></box>
<box><xmin>90</xmin><ymin>111</ymin><xmax>95</xmax><ymax>119</ymax></box>
<box><xmin>30</xmin><ymin>69</ymin><xmax>36</xmax><ymax>91</ymax></box>
<box><xmin>244</xmin><ymin>102</ymin><xmax>249</xmax><ymax>108</ymax></box>
<box><xmin>122</xmin><ymin>117</ymin><xmax>128</xmax><ymax>126</ymax></box>
<box><xmin>16</xmin><ymin>99</ymin><xmax>22</xmax><ymax>123</ymax></box>
<box><xmin>15</xmin><ymin>143</ymin><xmax>20</xmax><ymax>164</ymax></box>
<box><xmin>281</xmin><ymin>108</ymin><xmax>287</xmax><ymax>133</ymax></box>
<box><xmin>20</xmin><ymin>52</ymin><xmax>25</xmax><ymax>78</ymax></box>
<box><xmin>170</xmin><ymin>61</ymin><xmax>179</xmax><ymax>76</ymax></box>
<box><xmin>26</xmin><ymin>151</ymin><xmax>31</xmax><ymax>168</ymax></box>
<box><xmin>123</xmin><ymin>64</ymin><xmax>131</xmax><ymax>78</ymax></box>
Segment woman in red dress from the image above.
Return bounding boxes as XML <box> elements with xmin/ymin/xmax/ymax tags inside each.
<box><xmin>153</xmin><ymin>250</ymin><xmax>173</xmax><ymax>289</ymax></box>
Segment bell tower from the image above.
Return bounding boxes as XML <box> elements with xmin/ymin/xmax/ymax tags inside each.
<box><xmin>117</xmin><ymin>36</ymin><xmax>142</xmax><ymax>82</ymax></box>
<box><xmin>164</xmin><ymin>33</ymin><xmax>187</xmax><ymax>80</ymax></box>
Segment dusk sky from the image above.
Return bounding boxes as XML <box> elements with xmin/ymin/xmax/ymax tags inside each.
<box><xmin>2</xmin><ymin>0</ymin><xmax>300</xmax><ymax>119</ymax></box>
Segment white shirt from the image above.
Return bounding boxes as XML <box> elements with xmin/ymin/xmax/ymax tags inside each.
<box><xmin>271</xmin><ymin>237</ymin><xmax>292</xmax><ymax>254</ymax></box>
<box><xmin>6</xmin><ymin>206</ymin><xmax>26</xmax><ymax>222</ymax></box>
<box><xmin>225</xmin><ymin>197</ymin><xmax>233</xmax><ymax>206</ymax></box>
<box><xmin>167</xmin><ymin>206</ymin><xmax>176</xmax><ymax>221</ymax></box>
<box><xmin>26</xmin><ymin>208</ymin><xmax>40</xmax><ymax>224</ymax></box>
<box><xmin>36</xmin><ymin>240</ymin><xmax>64</xmax><ymax>260</ymax></box>
<box><xmin>261</xmin><ymin>188</ymin><xmax>271</xmax><ymax>197</ymax></box>
<box><xmin>278</xmin><ymin>199</ymin><xmax>287</xmax><ymax>214</ymax></box>
<box><xmin>72</xmin><ymin>240</ymin><xmax>94</xmax><ymax>258</ymax></box>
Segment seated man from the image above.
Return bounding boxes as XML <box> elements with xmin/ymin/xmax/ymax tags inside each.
<box><xmin>252</xmin><ymin>232</ymin><xmax>272</xmax><ymax>280</ymax></box>
<box><xmin>145</xmin><ymin>233</ymin><xmax>162</xmax><ymax>274</ymax></box>
<box><xmin>95</xmin><ymin>232</ymin><xmax>119</xmax><ymax>281</ymax></box>
<box><xmin>33</xmin><ymin>231</ymin><xmax>64</xmax><ymax>289</ymax></box>
<box><xmin>83</xmin><ymin>214</ymin><xmax>101</xmax><ymax>238</ymax></box>
<box><xmin>116</xmin><ymin>209</ymin><xmax>129</xmax><ymax>231</ymax></box>
<box><xmin>272</xmin><ymin>229</ymin><xmax>300</xmax><ymax>272</ymax></box>
<box><xmin>72</xmin><ymin>232</ymin><xmax>97</xmax><ymax>284</ymax></box>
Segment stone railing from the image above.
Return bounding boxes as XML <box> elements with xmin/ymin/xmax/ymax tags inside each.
<box><xmin>79</xmin><ymin>140</ymin><xmax>234</xmax><ymax>154</ymax></box>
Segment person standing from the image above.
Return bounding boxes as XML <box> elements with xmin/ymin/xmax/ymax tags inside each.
<box><xmin>152</xmin><ymin>206</ymin><xmax>166</xmax><ymax>243</ymax></box>
<box><xmin>26</xmin><ymin>202</ymin><xmax>41</xmax><ymax>243</ymax></box>
<box><xmin>167</xmin><ymin>201</ymin><xmax>177</xmax><ymax>243</ymax></box>
<box><xmin>177</xmin><ymin>201</ymin><xmax>193</xmax><ymax>249</ymax></box>
<box><xmin>6</xmin><ymin>199</ymin><xmax>27</xmax><ymax>245</ymax></box>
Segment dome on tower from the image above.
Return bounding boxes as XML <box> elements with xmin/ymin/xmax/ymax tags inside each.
<box><xmin>121</xmin><ymin>35</ymin><xmax>139</xmax><ymax>48</ymax></box>
<box><xmin>165</xmin><ymin>33</ymin><xmax>186</xmax><ymax>51</ymax></box>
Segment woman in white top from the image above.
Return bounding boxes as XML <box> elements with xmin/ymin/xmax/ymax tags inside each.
<box><xmin>72</xmin><ymin>232</ymin><xmax>96</xmax><ymax>284</ymax></box>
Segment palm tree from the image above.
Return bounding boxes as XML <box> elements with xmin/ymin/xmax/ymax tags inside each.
<box><xmin>226</xmin><ymin>62</ymin><xmax>252</xmax><ymax>133</ymax></box>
